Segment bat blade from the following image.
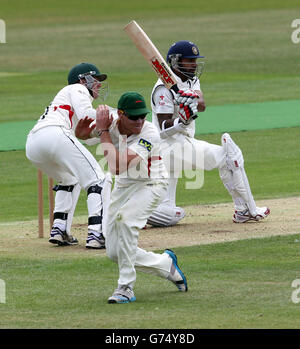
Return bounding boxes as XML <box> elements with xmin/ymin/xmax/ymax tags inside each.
<box><xmin>124</xmin><ymin>20</ymin><xmax>179</xmax><ymax>93</ymax></box>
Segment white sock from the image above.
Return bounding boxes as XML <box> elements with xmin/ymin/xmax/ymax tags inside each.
<box><xmin>52</xmin><ymin>220</ymin><xmax>66</xmax><ymax>231</ymax></box>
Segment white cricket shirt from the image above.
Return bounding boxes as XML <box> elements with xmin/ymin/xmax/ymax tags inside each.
<box><xmin>107</xmin><ymin>112</ymin><xmax>168</xmax><ymax>186</ymax></box>
<box><xmin>151</xmin><ymin>73</ymin><xmax>201</xmax><ymax>138</ymax></box>
<box><xmin>30</xmin><ymin>83</ymin><xmax>96</xmax><ymax>134</ymax></box>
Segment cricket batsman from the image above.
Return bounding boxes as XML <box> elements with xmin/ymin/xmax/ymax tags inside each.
<box><xmin>147</xmin><ymin>40</ymin><xmax>270</xmax><ymax>227</ymax></box>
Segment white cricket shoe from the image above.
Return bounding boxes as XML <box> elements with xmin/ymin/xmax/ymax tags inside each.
<box><xmin>49</xmin><ymin>227</ymin><xmax>78</xmax><ymax>246</ymax></box>
<box><xmin>85</xmin><ymin>231</ymin><xmax>105</xmax><ymax>249</ymax></box>
<box><xmin>233</xmin><ymin>206</ymin><xmax>270</xmax><ymax>223</ymax></box>
<box><xmin>165</xmin><ymin>249</ymin><xmax>188</xmax><ymax>292</ymax></box>
<box><xmin>108</xmin><ymin>286</ymin><xmax>136</xmax><ymax>304</ymax></box>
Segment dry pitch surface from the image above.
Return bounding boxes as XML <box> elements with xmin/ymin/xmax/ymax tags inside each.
<box><xmin>0</xmin><ymin>197</ymin><xmax>299</xmax><ymax>259</ymax></box>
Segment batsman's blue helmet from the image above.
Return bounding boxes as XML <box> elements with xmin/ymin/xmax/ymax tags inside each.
<box><xmin>166</xmin><ymin>41</ymin><xmax>204</xmax><ymax>63</ymax></box>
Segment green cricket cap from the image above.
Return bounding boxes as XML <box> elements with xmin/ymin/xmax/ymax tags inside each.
<box><xmin>118</xmin><ymin>92</ymin><xmax>150</xmax><ymax>116</ymax></box>
<box><xmin>68</xmin><ymin>62</ymin><xmax>107</xmax><ymax>85</ymax></box>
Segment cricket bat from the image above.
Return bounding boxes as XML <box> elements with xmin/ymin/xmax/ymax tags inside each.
<box><xmin>124</xmin><ymin>20</ymin><xmax>179</xmax><ymax>93</ymax></box>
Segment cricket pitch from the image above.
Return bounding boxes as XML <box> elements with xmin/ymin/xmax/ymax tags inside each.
<box><xmin>0</xmin><ymin>197</ymin><xmax>299</xmax><ymax>260</ymax></box>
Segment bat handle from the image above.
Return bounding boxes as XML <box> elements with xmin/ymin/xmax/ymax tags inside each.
<box><xmin>171</xmin><ymin>84</ymin><xmax>179</xmax><ymax>93</ymax></box>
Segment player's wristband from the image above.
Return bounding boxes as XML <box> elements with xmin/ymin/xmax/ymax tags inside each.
<box><xmin>90</xmin><ymin>128</ymin><xmax>109</xmax><ymax>138</ymax></box>
<box><xmin>98</xmin><ymin>129</ymin><xmax>110</xmax><ymax>137</ymax></box>
<box><xmin>161</xmin><ymin>118</ymin><xmax>179</xmax><ymax>131</ymax></box>
<box><xmin>160</xmin><ymin>118</ymin><xmax>190</xmax><ymax>139</ymax></box>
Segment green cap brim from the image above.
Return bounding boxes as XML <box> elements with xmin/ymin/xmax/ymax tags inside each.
<box><xmin>124</xmin><ymin>107</ymin><xmax>150</xmax><ymax>116</ymax></box>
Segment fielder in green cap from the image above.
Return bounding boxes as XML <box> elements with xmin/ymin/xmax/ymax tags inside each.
<box><xmin>117</xmin><ymin>91</ymin><xmax>150</xmax><ymax>116</ymax></box>
<box><xmin>75</xmin><ymin>92</ymin><xmax>189</xmax><ymax>304</ymax></box>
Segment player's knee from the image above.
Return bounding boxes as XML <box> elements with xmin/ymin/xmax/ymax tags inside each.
<box><xmin>221</xmin><ymin>133</ymin><xmax>244</xmax><ymax>169</ymax></box>
<box><xmin>53</xmin><ymin>184</ymin><xmax>75</xmax><ymax>212</ymax></box>
<box><xmin>115</xmin><ymin>210</ymin><xmax>131</xmax><ymax>227</ymax></box>
<box><xmin>115</xmin><ymin>209</ymin><xmax>143</xmax><ymax>232</ymax></box>
<box><xmin>219</xmin><ymin>168</ymin><xmax>235</xmax><ymax>195</ymax></box>
<box><xmin>147</xmin><ymin>205</ymin><xmax>186</xmax><ymax>227</ymax></box>
<box><xmin>87</xmin><ymin>183</ymin><xmax>102</xmax><ymax>196</ymax></box>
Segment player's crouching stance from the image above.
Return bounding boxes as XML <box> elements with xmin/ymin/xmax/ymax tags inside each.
<box><xmin>75</xmin><ymin>92</ymin><xmax>188</xmax><ymax>303</ymax></box>
<box><xmin>26</xmin><ymin>63</ymin><xmax>108</xmax><ymax>249</ymax></box>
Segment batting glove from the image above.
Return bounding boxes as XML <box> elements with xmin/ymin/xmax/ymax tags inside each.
<box><xmin>175</xmin><ymin>89</ymin><xmax>199</xmax><ymax>105</ymax></box>
<box><xmin>175</xmin><ymin>89</ymin><xmax>199</xmax><ymax>125</ymax></box>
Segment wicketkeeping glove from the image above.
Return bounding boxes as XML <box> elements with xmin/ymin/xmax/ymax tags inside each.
<box><xmin>175</xmin><ymin>89</ymin><xmax>199</xmax><ymax>125</ymax></box>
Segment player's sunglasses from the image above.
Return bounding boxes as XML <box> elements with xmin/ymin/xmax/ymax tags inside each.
<box><xmin>124</xmin><ymin>113</ymin><xmax>147</xmax><ymax>121</ymax></box>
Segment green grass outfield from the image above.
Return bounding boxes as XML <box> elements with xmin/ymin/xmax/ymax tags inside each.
<box><xmin>0</xmin><ymin>0</ymin><xmax>300</xmax><ymax>330</ymax></box>
<box><xmin>1</xmin><ymin>234</ymin><xmax>300</xmax><ymax>329</ymax></box>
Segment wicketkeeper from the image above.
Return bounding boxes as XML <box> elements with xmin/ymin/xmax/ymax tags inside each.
<box><xmin>26</xmin><ymin>62</ymin><xmax>109</xmax><ymax>249</ymax></box>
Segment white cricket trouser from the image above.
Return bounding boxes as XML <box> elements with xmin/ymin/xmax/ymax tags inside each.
<box><xmin>26</xmin><ymin>126</ymin><xmax>105</xmax><ymax>187</ymax></box>
<box><xmin>158</xmin><ymin>135</ymin><xmax>225</xmax><ymax>207</ymax></box>
<box><xmin>26</xmin><ymin>126</ymin><xmax>105</xmax><ymax>232</ymax></box>
<box><xmin>160</xmin><ymin>134</ymin><xmax>225</xmax><ymax>174</ymax></box>
<box><xmin>106</xmin><ymin>180</ymin><xmax>172</xmax><ymax>288</ymax></box>
<box><xmin>159</xmin><ymin>134</ymin><xmax>253</xmax><ymax>212</ymax></box>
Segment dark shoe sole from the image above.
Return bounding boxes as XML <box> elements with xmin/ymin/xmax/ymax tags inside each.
<box><xmin>49</xmin><ymin>238</ymin><xmax>78</xmax><ymax>246</ymax></box>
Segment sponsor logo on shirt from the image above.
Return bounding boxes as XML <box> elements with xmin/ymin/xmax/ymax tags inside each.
<box><xmin>138</xmin><ymin>138</ymin><xmax>152</xmax><ymax>152</ymax></box>
<box><xmin>159</xmin><ymin>95</ymin><xmax>165</xmax><ymax>106</ymax></box>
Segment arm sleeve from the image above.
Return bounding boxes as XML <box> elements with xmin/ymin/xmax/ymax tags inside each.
<box><xmin>152</xmin><ymin>86</ymin><xmax>175</xmax><ymax>115</ymax></box>
<box><xmin>70</xmin><ymin>85</ymin><xmax>96</xmax><ymax>120</ymax></box>
<box><xmin>193</xmin><ymin>78</ymin><xmax>201</xmax><ymax>92</ymax></box>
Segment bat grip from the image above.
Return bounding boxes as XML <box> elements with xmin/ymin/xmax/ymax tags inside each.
<box><xmin>170</xmin><ymin>84</ymin><xmax>179</xmax><ymax>93</ymax></box>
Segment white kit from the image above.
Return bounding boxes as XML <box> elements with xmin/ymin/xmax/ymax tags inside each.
<box><xmin>26</xmin><ymin>83</ymin><xmax>105</xmax><ymax>240</ymax></box>
<box><xmin>104</xmin><ymin>112</ymin><xmax>172</xmax><ymax>288</ymax></box>
<box><xmin>148</xmin><ymin>74</ymin><xmax>270</xmax><ymax>226</ymax></box>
